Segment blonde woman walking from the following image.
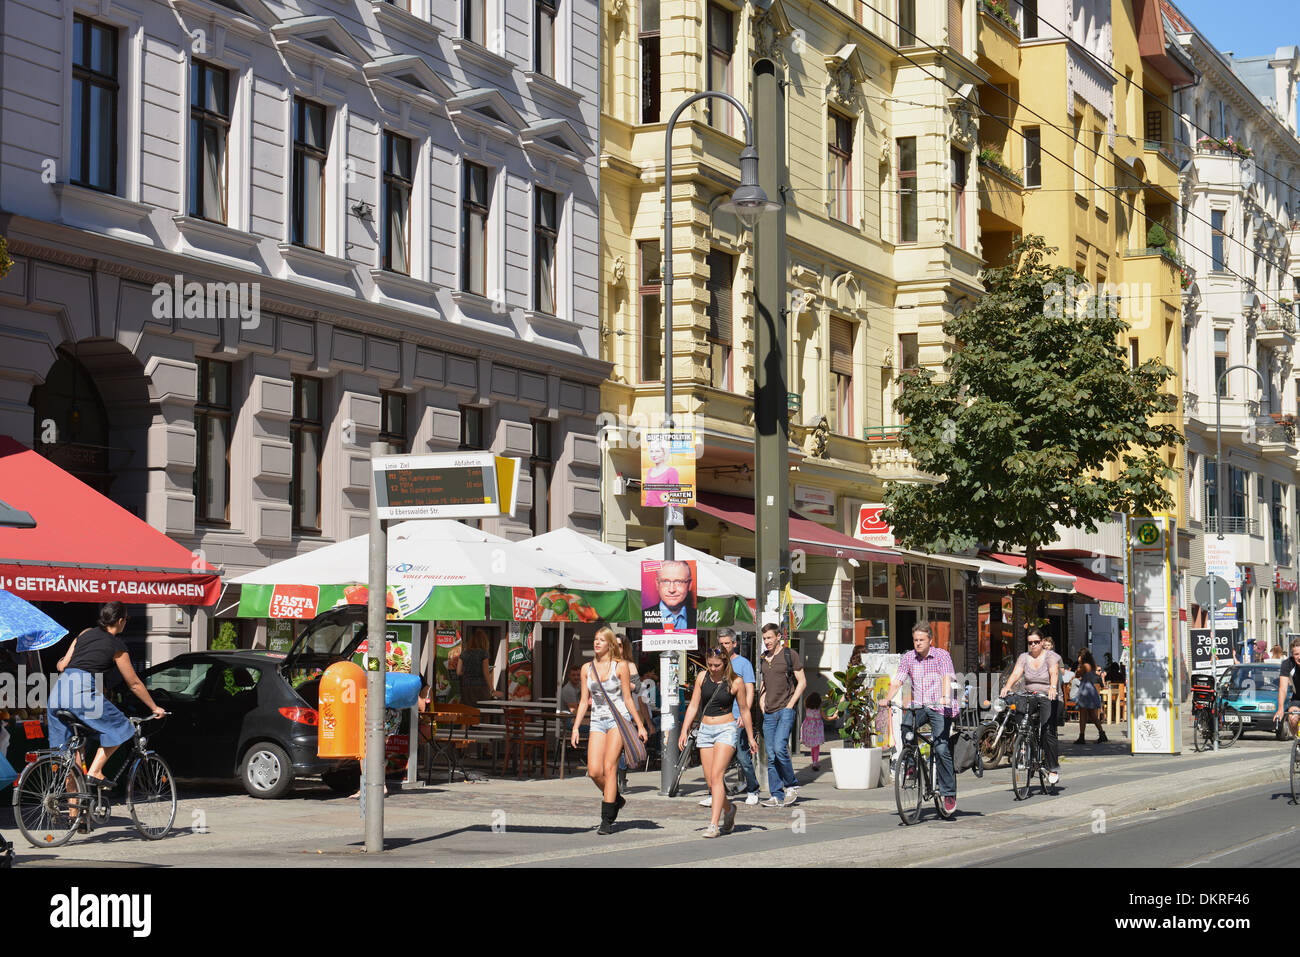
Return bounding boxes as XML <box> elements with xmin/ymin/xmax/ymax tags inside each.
<box><xmin>571</xmin><ymin>626</ymin><xmax>647</xmax><ymax>835</ymax></box>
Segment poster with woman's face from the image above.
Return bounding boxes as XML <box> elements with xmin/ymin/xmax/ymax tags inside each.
<box><xmin>641</xmin><ymin>430</ymin><xmax>696</xmax><ymax>508</ymax></box>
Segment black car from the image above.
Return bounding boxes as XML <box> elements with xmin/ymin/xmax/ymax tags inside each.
<box><xmin>115</xmin><ymin>606</ymin><xmax>369</xmax><ymax>798</ymax></box>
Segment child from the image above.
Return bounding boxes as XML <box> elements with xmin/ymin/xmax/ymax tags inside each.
<box><xmin>801</xmin><ymin>692</ymin><xmax>825</xmax><ymax>770</ymax></box>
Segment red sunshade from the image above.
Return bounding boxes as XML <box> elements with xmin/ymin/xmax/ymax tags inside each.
<box><xmin>694</xmin><ymin>492</ymin><xmax>903</xmax><ymax>564</ymax></box>
<box><xmin>983</xmin><ymin>552</ymin><xmax>1124</xmax><ymax>604</ymax></box>
<box><xmin>0</xmin><ymin>436</ymin><xmax>220</xmax><ymax>605</ymax></box>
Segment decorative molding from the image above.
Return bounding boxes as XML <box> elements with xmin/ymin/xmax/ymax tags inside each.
<box><xmin>451</xmin><ymin>38</ymin><xmax>515</xmax><ymax>77</ymax></box>
<box><xmin>523</xmin><ymin>71</ymin><xmax>585</xmax><ymax>109</ymax></box>
<box><xmin>519</xmin><ymin>118</ymin><xmax>593</xmax><ymax>169</ymax></box>
<box><xmin>173</xmin><ymin>215</ymin><xmax>264</xmax><ymax>265</ymax></box>
<box><xmin>363</xmin><ymin>55</ymin><xmax>452</xmax><ymax>106</ymax></box>
<box><xmin>753</xmin><ymin>2</ymin><xmax>794</xmax><ymax>66</ymax></box>
<box><xmin>370</xmin><ymin>1</ymin><xmax>440</xmax><ymax>45</ymax></box>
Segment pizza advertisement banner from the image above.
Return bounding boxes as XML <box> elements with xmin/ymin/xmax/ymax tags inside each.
<box><xmin>237</xmin><ymin>582</ymin><xmax>485</xmax><ymax>621</ymax></box>
<box><xmin>488</xmin><ymin>585</ymin><xmax>628</xmax><ymax>623</ymax></box>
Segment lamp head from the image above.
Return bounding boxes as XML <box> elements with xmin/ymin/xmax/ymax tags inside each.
<box><xmin>717</xmin><ymin>146</ymin><xmax>781</xmax><ymax>229</ymax></box>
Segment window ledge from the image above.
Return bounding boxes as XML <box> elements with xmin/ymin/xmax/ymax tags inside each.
<box><xmin>276</xmin><ymin>243</ymin><xmax>358</xmax><ymax>292</ymax></box>
<box><xmin>54</xmin><ymin>183</ymin><xmax>153</xmax><ymax>239</ymax></box>
<box><xmin>369</xmin><ymin>268</ymin><xmax>443</xmax><ymax>315</ymax></box>
<box><xmin>450</xmin><ymin>288</ymin><xmax>506</xmax><ymax>316</ymax></box>
<box><xmin>174</xmin><ymin>215</ymin><xmax>264</xmax><ymax>265</ymax></box>
<box><xmin>523</xmin><ymin>71</ymin><xmax>584</xmax><ymax>108</ymax></box>
<box><xmin>452</xmin><ymin>38</ymin><xmax>514</xmax><ymax>76</ymax></box>
<box><xmin>371</xmin><ymin>2</ymin><xmax>441</xmax><ymax>44</ymax></box>
<box><xmin>524</xmin><ymin>309</ymin><xmax>586</xmax><ymax>352</ymax></box>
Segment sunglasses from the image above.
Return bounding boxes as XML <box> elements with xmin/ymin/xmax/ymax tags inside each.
<box><xmin>1028</xmin><ymin>640</ymin><xmax>1042</xmax><ymax>645</ymax></box>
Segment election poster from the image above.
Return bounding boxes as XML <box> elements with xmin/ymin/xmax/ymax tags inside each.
<box><xmin>641</xmin><ymin>430</ymin><xmax>696</xmax><ymax>508</ymax></box>
<box><xmin>641</xmin><ymin>559</ymin><xmax>698</xmax><ymax>651</ymax></box>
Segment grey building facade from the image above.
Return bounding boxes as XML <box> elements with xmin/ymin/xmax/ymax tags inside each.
<box><xmin>0</xmin><ymin>0</ymin><xmax>605</xmax><ymax>663</ymax></box>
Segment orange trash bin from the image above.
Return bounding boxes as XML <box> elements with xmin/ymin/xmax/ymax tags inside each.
<box><xmin>318</xmin><ymin>660</ymin><xmax>367</xmax><ymax>758</ymax></box>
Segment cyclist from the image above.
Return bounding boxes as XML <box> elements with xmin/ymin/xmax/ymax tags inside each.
<box><xmin>884</xmin><ymin>621</ymin><xmax>958</xmax><ymax>815</ymax></box>
<box><xmin>1000</xmin><ymin>626</ymin><xmax>1060</xmax><ymax>787</ymax></box>
<box><xmin>49</xmin><ymin>602</ymin><xmax>166</xmax><ymax>789</ymax></box>
<box><xmin>1273</xmin><ymin>636</ymin><xmax>1300</xmax><ymax>736</ymax></box>
<box><xmin>678</xmin><ymin>645</ymin><xmax>757</xmax><ymax>837</ymax></box>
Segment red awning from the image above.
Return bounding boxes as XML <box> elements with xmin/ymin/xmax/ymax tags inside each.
<box><xmin>983</xmin><ymin>552</ymin><xmax>1124</xmax><ymax>604</ymax></box>
<box><xmin>694</xmin><ymin>492</ymin><xmax>903</xmax><ymax>564</ymax></box>
<box><xmin>0</xmin><ymin>436</ymin><xmax>220</xmax><ymax>605</ymax></box>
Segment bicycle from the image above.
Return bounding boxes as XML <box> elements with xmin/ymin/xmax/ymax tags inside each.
<box><xmin>1004</xmin><ymin>693</ymin><xmax>1056</xmax><ymax>801</ymax></box>
<box><xmin>1191</xmin><ymin>679</ymin><xmax>1242</xmax><ymax>752</ymax></box>
<box><xmin>888</xmin><ymin>702</ymin><xmax>957</xmax><ymax>825</ymax></box>
<box><xmin>668</xmin><ymin>722</ymin><xmax>746</xmax><ymax>799</ymax></box>
<box><xmin>12</xmin><ymin>710</ymin><xmax>176</xmax><ymax>847</ymax></box>
<box><xmin>1276</xmin><ymin>707</ymin><xmax>1300</xmax><ymax>803</ymax></box>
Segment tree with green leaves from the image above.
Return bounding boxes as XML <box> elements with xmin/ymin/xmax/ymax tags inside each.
<box><xmin>883</xmin><ymin>235</ymin><xmax>1183</xmax><ymax>630</ymax></box>
<box><xmin>0</xmin><ymin>237</ymin><xmax>11</xmax><ymax>280</ymax></box>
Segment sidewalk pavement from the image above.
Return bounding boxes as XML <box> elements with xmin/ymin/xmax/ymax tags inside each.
<box><xmin>7</xmin><ymin>722</ymin><xmax>1290</xmax><ymax>868</ymax></box>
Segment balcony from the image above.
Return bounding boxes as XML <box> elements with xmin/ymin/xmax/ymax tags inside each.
<box><xmin>1120</xmin><ymin>248</ymin><xmax>1183</xmax><ymax>311</ymax></box>
<box><xmin>978</xmin><ymin>162</ymin><xmax>1023</xmax><ymax>231</ymax></box>
<box><xmin>1204</xmin><ymin>516</ymin><xmax>1260</xmax><ymax>537</ymax></box>
<box><xmin>1143</xmin><ymin>140</ymin><xmax>1186</xmax><ymax>198</ymax></box>
<box><xmin>976</xmin><ymin>1</ymin><xmax>1020</xmax><ymax>82</ymax></box>
<box><xmin>1257</xmin><ymin>308</ymin><xmax>1297</xmax><ymax>349</ymax></box>
<box><xmin>1258</xmin><ymin>418</ymin><xmax>1298</xmax><ymax>456</ymax></box>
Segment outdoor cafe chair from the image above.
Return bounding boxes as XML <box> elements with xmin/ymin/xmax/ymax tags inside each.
<box><xmin>503</xmin><ymin>708</ymin><xmax>548</xmax><ymax>779</ymax></box>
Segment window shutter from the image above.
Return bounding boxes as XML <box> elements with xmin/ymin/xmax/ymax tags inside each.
<box><xmin>948</xmin><ymin>0</ymin><xmax>963</xmax><ymax>50</ymax></box>
<box><xmin>830</xmin><ymin>318</ymin><xmax>853</xmax><ymax>376</ymax></box>
<box><xmin>707</xmin><ymin>249</ymin><xmax>733</xmax><ymax>344</ymax></box>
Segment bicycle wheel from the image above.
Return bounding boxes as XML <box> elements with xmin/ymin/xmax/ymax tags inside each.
<box><xmin>1193</xmin><ymin>711</ymin><xmax>1213</xmax><ymax>752</ymax></box>
<box><xmin>1218</xmin><ymin>708</ymin><xmax>1244</xmax><ymax>748</ymax></box>
<box><xmin>14</xmin><ymin>755</ymin><xmax>83</xmax><ymax>848</ymax></box>
<box><xmin>128</xmin><ymin>754</ymin><xmax>177</xmax><ymax>840</ymax></box>
<box><xmin>667</xmin><ymin>736</ymin><xmax>695</xmax><ymax>798</ymax></box>
<box><xmin>977</xmin><ymin>724</ymin><xmax>1002</xmax><ymax>769</ymax></box>
<box><xmin>1290</xmin><ymin>739</ymin><xmax>1300</xmax><ymax>805</ymax></box>
<box><xmin>894</xmin><ymin>747</ymin><xmax>923</xmax><ymax>825</ymax></box>
<box><xmin>1010</xmin><ymin>731</ymin><xmax>1031</xmax><ymax>801</ymax></box>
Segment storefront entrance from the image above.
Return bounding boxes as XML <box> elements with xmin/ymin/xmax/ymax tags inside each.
<box><xmin>894</xmin><ymin>606</ymin><xmax>919</xmax><ymax>653</ymax></box>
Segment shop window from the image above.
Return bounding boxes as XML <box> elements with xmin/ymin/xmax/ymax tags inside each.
<box><xmin>871</xmin><ymin>562</ymin><xmax>890</xmax><ymax>598</ymax></box>
<box><xmin>910</xmin><ymin>564</ymin><xmax>926</xmax><ymax>600</ymax></box>
<box><xmin>926</xmin><ymin>566</ymin><xmax>949</xmax><ymax>602</ymax></box>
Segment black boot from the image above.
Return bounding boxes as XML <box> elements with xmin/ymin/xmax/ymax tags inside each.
<box><xmin>613</xmin><ymin>792</ymin><xmax>626</xmax><ymax>819</ymax></box>
<box><xmin>597</xmin><ymin>801</ymin><xmax>616</xmax><ymax>835</ymax></box>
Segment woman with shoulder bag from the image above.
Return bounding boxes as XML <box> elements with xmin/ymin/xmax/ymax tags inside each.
<box><xmin>678</xmin><ymin>646</ymin><xmax>757</xmax><ymax>838</ymax></box>
<box><xmin>1072</xmin><ymin>649</ymin><xmax>1107</xmax><ymax>744</ymax></box>
<box><xmin>570</xmin><ymin>626</ymin><xmax>647</xmax><ymax>835</ymax></box>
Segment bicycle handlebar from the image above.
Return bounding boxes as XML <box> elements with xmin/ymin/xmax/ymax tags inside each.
<box><xmin>129</xmin><ymin>712</ymin><xmax>170</xmax><ymax>725</ymax></box>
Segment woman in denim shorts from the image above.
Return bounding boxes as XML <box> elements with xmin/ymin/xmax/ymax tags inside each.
<box><xmin>678</xmin><ymin>646</ymin><xmax>758</xmax><ymax>838</ymax></box>
<box><xmin>570</xmin><ymin>626</ymin><xmax>647</xmax><ymax>835</ymax></box>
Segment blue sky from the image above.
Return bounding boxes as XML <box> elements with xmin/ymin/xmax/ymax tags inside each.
<box><xmin>1168</xmin><ymin>0</ymin><xmax>1297</xmax><ymax>59</ymax></box>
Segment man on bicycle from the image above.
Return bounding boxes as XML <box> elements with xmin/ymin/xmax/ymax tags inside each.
<box><xmin>884</xmin><ymin>622</ymin><xmax>957</xmax><ymax>815</ymax></box>
<box><xmin>1273</xmin><ymin>636</ymin><xmax>1300</xmax><ymax>736</ymax></box>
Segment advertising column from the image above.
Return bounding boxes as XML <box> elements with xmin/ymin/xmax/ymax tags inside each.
<box><xmin>1125</xmin><ymin>516</ymin><xmax>1183</xmax><ymax>753</ymax></box>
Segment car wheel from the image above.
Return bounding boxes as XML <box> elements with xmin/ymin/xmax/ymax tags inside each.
<box><xmin>321</xmin><ymin>768</ymin><xmax>361</xmax><ymax>795</ymax></box>
<box><xmin>241</xmin><ymin>743</ymin><xmax>295</xmax><ymax>799</ymax></box>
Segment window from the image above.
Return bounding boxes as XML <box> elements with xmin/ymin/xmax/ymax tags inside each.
<box><xmin>463</xmin><ymin>0</ymin><xmax>486</xmax><ymax>45</ymax></box>
<box><xmin>382</xmin><ymin>132</ymin><xmax>413</xmax><ymax>274</ymax></box>
<box><xmin>534</xmin><ymin>188</ymin><xmax>559</xmax><ymax>315</ymax></box>
<box><xmin>535</xmin><ymin>0</ymin><xmax>557</xmax><ymax>77</ymax></box>
<box><xmin>461</xmin><ymin>162</ymin><xmax>490</xmax><ymax>296</ymax></box>
<box><xmin>71</xmin><ymin>17</ymin><xmax>119</xmax><ymax>193</ymax></box>
<box><xmin>706</xmin><ymin>249</ymin><xmax>734</xmax><ymax>390</ymax></box>
<box><xmin>831</xmin><ymin>318</ymin><xmax>854</xmax><ymax>436</ymax></box>
<box><xmin>194</xmin><ymin>358</ymin><xmax>232</xmax><ymax>524</ymax></box>
<box><xmin>640</xmin><ymin>0</ymin><xmax>661</xmax><ymax>123</ymax></box>
<box><xmin>899</xmin><ymin>333</ymin><xmax>919</xmax><ymax>371</ymax></box>
<box><xmin>1205</xmin><ymin>461</ymin><xmax>1217</xmax><ymax>521</ymax></box>
<box><xmin>1211</xmin><ymin>210</ymin><xmax>1226</xmax><ymax>271</ymax></box>
<box><xmin>291</xmin><ymin>98</ymin><xmax>326</xmax><ymax>250</ymax></box>
<box><xmin>1230</xmin><ymin>465</ymin><xmax>1248</xmax><ymax>519</ymax></box>
<box><xmin>1093</xmin><ymin>130</ymin><xmax>1106</xmax><ymax>213</ymax></box>
<box><xmin>1022</xmin><ymin>0</ymin><xmax>1039</xmax><ymax>38</ymax></box>
<box><xmin>951</xmin><ymin>148</ymin><xmax>967</xmax><ymax>247</ymax></box>
<box><xmin>899</xmin><ymin>0</ymin><xmax>918</xmax><ymax>46</ymax></box>
<box><xmin>1273</xmin><ymin>481</ymin><xmax>1287</xmax><ymax>545</ymax></box>
<box><xmin>530</xmin><ymin>419</ymin><xmax>554</xmax><ymax>535</ymax></box>
<box><xmin>1129</xmin><ymin>338</ymin><xmax>1139</xmax><ymax>369</ymax></box>
<box><xmin>828</xmin><ymin>112</ymin><xmax>854</xmax><ymax>224</ymax></box>
<box><xmin>144</xmin><ymin>661</ymin><xmax>213</xmax><ymax>700</ymax></box>
<box><xmin>1215</xmin><ymin>329</ymin><xmax>1229</xmax><ymax>396</ymax></box>
<box><xmin>639</xmin><ymin>240</ymin><xmax>663</xmax><ymax>382</ymax></box>
<box><xmin>460</xmin><ymin>406</ymin><xmax>485</xmax><ymax>450</ymax></box>
<box><xmin>380</xmin><ymin>391</ymin><xmax>407</xmax><ymax>453</ymax></box>
<box><xmin>189</xmin><ymin>61</ymin><xmax>230</xmax><ymax>222</ymax></box>
<box><xmin>706</xmin><ymin>4</ymin><xmax>735</xmax><ymax>135</ymax></box>
<box><xmin>947</xmin><ymin>0</ymin><xmax>963</xmax><ymax>51</ymax></box>
<box><xmin>291</xmin><ymin>376</ymin><xmax>323</xmax><ymax>533</ymax></box>
<box><xmin>1145</xmin><ymin>110</ymin><xmax>1162</xmax><ymax>144</ymax></box>
<box><xmin>898</xmin><ymin>138</ymin><xmax>917</xmax><ymax>243</ymax></box>
<box><xmin>1024</xmin><ymin>127</ymin><xmax>1041</xmax><ymax>187</ymax></box>
<box><xmin>1073</xmin><ymin>118</ymin><xmax>1085</xmax><ymax>196</ymax></box>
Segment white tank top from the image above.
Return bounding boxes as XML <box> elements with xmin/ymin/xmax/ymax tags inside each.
<box><xmin>588</xmin><ymin>660</ymin><xmax>631</xmax><ymax>721</ymax></box>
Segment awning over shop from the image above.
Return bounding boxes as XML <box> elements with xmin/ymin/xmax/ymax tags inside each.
<box><xmin>694</xmin><ymin>492</ymin><xmax>903</xmax><ymax>565</ymax></box>
<box><xmin>0</xmin><ymin>436</ymin><xmax>221</xmax><ymax>605</ymax></box>
<box><xmin>982</xmin><ymin>552</ymin><xmax>1122</xmax><ymax>602</ymax></box>
<box><xmin>971</xmin><ymin>554</ymin><xmax>1076</xmax><ymax>590</ymax></box>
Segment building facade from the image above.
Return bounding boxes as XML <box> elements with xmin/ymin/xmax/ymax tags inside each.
<box><xmin>0</xmin><ymin>0</ymin><xmax>606</xmax><ymax>662</ymax></box>
<box><xmin>1168</xmin><ymin>7</ymin><xmax>1300</xmax><ymax>653</ymax></box>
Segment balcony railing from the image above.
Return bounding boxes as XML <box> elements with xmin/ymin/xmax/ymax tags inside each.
<box><xmin>1204</xmin><ymin>516</ymin><xmax>1260</xmax><ymax>535</ymax></box>
<box><xmin>1143</xmin><ymin>138</ymin><xmax>1191</xmax><ymax>167</ymax></box>
<box><xmin>1259</xmin><ymin>422</ymin><xmax>1297</xmax><ymax>445</ymax></box>
<box><xmin>863</xmin><ymin>425</ymin><xmax>904</xmax><ymax>442</ymax></box>
<box><xmin>1259</xmin><ymin>308</ymin><xmax>1297</xmax><ymax>333</ymax></box>
<box><xmin>1183</xmin><ymin>391</ymin><xmax>1199</xmax><ymax>413</ymax></box>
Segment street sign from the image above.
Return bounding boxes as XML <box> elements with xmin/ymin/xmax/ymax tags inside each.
<box><xmin>371</xmin><ymin>452</ymin><xmax>520</xmax><ymax>519</ymax></box>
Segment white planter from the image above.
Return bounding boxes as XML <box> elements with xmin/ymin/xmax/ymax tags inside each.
<box><xmin>830</xmin><ymin>746</ymin><xmax>883</xmax><ymax>789</ymax></box>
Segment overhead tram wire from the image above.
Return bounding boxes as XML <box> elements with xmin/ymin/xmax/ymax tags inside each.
<box><xmin>856</xmin><ymin>0</ymin><xmax>1296</xmax><ymax>315</ymax></box>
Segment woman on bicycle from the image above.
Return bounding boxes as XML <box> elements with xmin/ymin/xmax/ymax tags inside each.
<box><xmin>678</xmin><ymin>645</ymin><xmax>757</xmax><ymax>837</ymax></box>
<box><xmin>1000</xmin><ymin>626</ymin><xmax>1060</xmax><ymax>786</ymax></box>
<box><xmin>49</xmin><ymin>602</ymin><xmax>165</xmax><ymax>788</ymax></box>
<box><xmin>571</xmin><ymin>626</ymin><xmax>647</xmax><ymax>835</ymax></box>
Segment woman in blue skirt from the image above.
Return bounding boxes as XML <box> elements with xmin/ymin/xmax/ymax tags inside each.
<box><xmin>49</xmin><ymin>602</ymin><xmax>165</xmax><ymax>788</ymax></box>
<box><xmin>1072</xmin><ymin>649</ymin><xmax>1107</xmax><ymax>744</ymax></box>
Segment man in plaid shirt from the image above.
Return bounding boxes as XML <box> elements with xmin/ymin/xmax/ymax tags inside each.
<box><xmin>885</xmin><ymin>621</ymin><xmax>957</xmax><ymax>813</ymax></box>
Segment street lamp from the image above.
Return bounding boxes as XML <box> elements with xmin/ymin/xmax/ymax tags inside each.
<box><xmin>658</xmin><ymin>91</ymin><xmax>778</xmax><ymax>795</ymax></box>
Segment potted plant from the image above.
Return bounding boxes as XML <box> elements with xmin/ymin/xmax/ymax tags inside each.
<box><xmin>823</xmin><ymin>662</ymin><xmax>885</xmax><ymax>789</ymax></box>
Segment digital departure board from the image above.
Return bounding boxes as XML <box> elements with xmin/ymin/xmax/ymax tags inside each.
<box><xmin>372</xmin><ymin>453</ymin><xmax>519</xmax><ymax>519</ymax></box>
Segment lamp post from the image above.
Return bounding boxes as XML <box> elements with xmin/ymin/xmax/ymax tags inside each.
<box><xmin>1211</xmin><ymin>364</ymin><xmax>1267</xmax><ymax>750</ymax></box>
<box><xmin>658</xmin><ymin>91</ymin><xmax>779</xmax><ymax>795</ymax></box>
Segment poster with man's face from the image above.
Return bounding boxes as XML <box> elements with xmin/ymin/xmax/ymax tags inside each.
<box><xmin>641</xmin><ymin>430</ymin><xmax>696</xmax><ymax>508</ymax></box>
<box><xmin>641</xmin><ymin>560</ymin><xmax>698</xmax><ymax>642</ymax></box>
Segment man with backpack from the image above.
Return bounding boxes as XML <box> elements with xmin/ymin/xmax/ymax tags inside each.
<box><xmin>757</xmin><ymin>622</ymin><xmax>805</xmax><ymax>807</ymax></box>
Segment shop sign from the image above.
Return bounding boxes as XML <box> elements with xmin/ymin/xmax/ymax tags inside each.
<box><xmin>268</xmin><ymin>584</ymin><xmax>318</xmax><ymax>619</ymax></box>
<box><xmin>1097</xmin><ymin>600</ymin><xmax>1125</xmax><ymax>617</ymax></box>
<box><xmin>266</xmin><ymin>619</ymin><xmax>294</xmax><ymax>654</ymax></box>
<box><xmin>1276</xmin><ymin>573</ymin><xmax>1298</xmax><ymax>593</ymax></box>
<box><xmin>855</xmin><ymin>505</ymin><xmax>895</xmax><ymax>547</ymax></box>
<box><xmin>1190</xmin><ymin>628</ymin><xmax>1237</xmax><ymax>671</ymax></box>
<box><xmin>794</xmin><ymin>485</ymin><xmax>834</xmax><ymax>518</ymax></box>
